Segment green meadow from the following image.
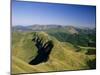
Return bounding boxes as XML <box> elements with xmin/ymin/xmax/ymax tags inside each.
<box><xmin>12</xmin><ymin>28</ymin><xmax>96</xmax><ymax>74</ymax></box>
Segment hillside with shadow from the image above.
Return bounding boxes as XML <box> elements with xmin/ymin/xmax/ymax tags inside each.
<box><xmin>12</xmin><ymin>31</ymin><xmax>96</xmax><ymax>74</ymax></box>
<box><xmin>29</xmin><ymin>35</ymin><xmax>54</xmax><ymax>65</ymax></box>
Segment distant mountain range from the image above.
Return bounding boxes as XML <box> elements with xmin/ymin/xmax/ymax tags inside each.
<box><xmin>12</xmin><ymin>25</ymin><xmax>95</xmax><ymax>33</ymax></box>
<box><xmin>12</xmin><ymin>25</ymin><xmax>62</xmax><ymax>32</ymax></box>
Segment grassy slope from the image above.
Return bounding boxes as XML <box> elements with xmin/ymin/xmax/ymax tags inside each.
<box><xmin>12</xmin><ymin>31</ymin><xmax>95</xmax><ymax>74</ymax></box>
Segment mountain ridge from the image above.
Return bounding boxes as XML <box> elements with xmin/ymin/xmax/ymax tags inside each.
<box><xmin>12</xmin><ymin>31</ymin><xmax>96</xmax><ymax>74</ymax></box>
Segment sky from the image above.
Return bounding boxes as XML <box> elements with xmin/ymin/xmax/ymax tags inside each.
<box><xmin>12</xmin><ymin>0</ymin><xmax>96</xmax><ymax>28</ymax></box>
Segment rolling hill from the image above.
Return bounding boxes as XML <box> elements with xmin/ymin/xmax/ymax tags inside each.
<box><xmin>12</xmin><ymin>25</ymin><xmax>96</xmax><ymax>74</ymax></box>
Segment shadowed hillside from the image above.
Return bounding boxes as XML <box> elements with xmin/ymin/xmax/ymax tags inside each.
<box><xmin>12</xmin><ymin>31</ymin><xmax>96</xmax><ymax>74</ymax></box>
<box><xmin>29</xmin><ymin>34</ymin><xmax>54</xmax><ymax>65</ymax></box>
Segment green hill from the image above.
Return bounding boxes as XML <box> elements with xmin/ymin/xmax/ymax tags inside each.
<box><xmin>12</xmin><ymin>31</ymin><xmax>96</xmax><ymax>74</ymax></box>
